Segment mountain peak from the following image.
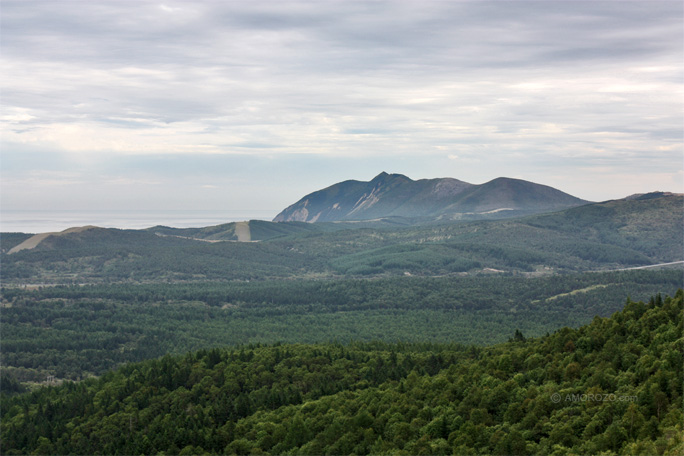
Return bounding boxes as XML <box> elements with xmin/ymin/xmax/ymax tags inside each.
<box><xmin>370</xmin><ymin>172</ymin><xmax>411</xmax><ymax>184</ymax></box>
<box><xmin>274</xmin><ymin>173</ymin><xmax>589</xmax><ymax>223</ymax></box>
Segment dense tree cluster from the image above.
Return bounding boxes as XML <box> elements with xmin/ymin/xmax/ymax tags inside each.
<box><xmin>2</xmin><ymin>270</ymin><xmax>679</xmax><ymax>385</ymax></box>
<box><xmin>2</xmin><ymin>290</ymin><xmax>681</xmax><ymax>455</ymax></box>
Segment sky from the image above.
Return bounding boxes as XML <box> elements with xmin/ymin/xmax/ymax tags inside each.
<box><xmin>1</xmin><ymin>0</ymin><xmax>683</xmax><ymax>220</ymax></box>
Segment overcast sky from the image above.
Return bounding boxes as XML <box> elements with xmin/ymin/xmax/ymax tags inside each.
<box><xmin>1</xmin><ymin>0</ymin><xmax>682</xmax><ymax>217</ymax></box>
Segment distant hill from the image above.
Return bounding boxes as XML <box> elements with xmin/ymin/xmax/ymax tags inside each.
<box><xmin>5</xmin><ymin>221</ymin><xmax>326</xmax><ymax>255</ymax></box>
<box><xmin>273</xmin><ymin>172</ymin><xmax>588</xmax><ymax>222</ymax></box>
<box><xmin>1</xmin><ymin>194</ymin><xmax>680</xmax><ymax>283</ymax></box>
<box><xmin>6</xmin><ymin>226</ymin><xmax>167</xmax><ymax>255</ymax></box>
<box><xmin>147</xmin><ymin>220</ymin><xmax>325</xmax><ymax>242</ymax></box>
<box><xmin>318</xmin><ymin>194</ymin><xmax>684</xmax><ymax>277</ymax></box>
<box><xmin>625</xmin><ymin>191</ymin><xmax>683</xmax><ymax>201</ymax></box>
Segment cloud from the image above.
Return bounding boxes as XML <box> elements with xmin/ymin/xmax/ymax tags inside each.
<box><xmin>0</xmin><ymin>0</ymin><xmax>682</xmax><ymax>212</ymax></box>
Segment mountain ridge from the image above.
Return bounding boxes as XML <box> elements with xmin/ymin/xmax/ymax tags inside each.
<box><xmin>2</xmin><ymin>194</ymin><xmax>680</xmax><ymax>285</ymax></box>
<box><xmin>274</xmin><ymin>172</ymin><xmax>589</xmax><ymax>222</ymax></box>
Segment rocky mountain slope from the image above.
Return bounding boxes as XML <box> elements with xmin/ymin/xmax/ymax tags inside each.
<box><xmin>273</xmin><ymin>172</ymin><xmax>588</xmax><ymax>222</ymax></box>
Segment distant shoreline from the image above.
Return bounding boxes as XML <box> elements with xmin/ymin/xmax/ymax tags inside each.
<box><xmin>0</xmin><ymin>209</ymin><xmax>276</xmax><ymax>234</ymax></box>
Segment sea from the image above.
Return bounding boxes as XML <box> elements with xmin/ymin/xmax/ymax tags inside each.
<box><xmin>0</xmin><ymin>210</ymin><xmax>278</xmax><ymax>234</ymax></box>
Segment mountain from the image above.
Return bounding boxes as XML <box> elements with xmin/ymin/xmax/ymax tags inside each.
<box><xmin>274</xmin><ymin>172</ymin><xmax>473</xmax><ymax>222</ymax></box>
<box><xmin>440</xmin><ymin>177</ymin><xmax>589</xmax><ymax>216</ymax></box>
<box><xmin>273</xmin><ymin>172</ymin><xmax>589</xmax><ymax>222</ymax></box>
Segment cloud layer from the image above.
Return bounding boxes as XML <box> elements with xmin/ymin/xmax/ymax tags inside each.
<box><xmin>1</xmin><ymin>0</ymin><xmax>682</xmax><ymax>214</ymax></box>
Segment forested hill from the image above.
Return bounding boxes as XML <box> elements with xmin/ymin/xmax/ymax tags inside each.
<box><xmin>2</xmin><ymin>291</ymin><xmax>682</xmax><ymax>455</ymax></box>
<box><xmin>1</xmin><ymin>194</ymin><xmax>681</xmax><ymax>284</ymax></box>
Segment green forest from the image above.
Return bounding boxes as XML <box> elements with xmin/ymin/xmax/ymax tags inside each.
<box><xmin>2</xmin><ymin>290</ymin><xmax>682</xmax><ymax>455</ymax></box>
<box><xmin>2</xmin><ymin>269</ymin><xmax>680</xmax><ymax>387</ymax></box>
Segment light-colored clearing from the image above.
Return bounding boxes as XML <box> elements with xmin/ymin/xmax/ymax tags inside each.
<box><xmin>234</xmin><ymin>221</ymin><xmax>251</xmax><ymax>242</ymax></box>
<box><xmin>610</xmin><ymin>261</ymin><xmax>684</xmax><ymax>271</ymax></box>
<box><xmin>481</xmin><ymin>208</ymin><xmax>515</xmax><ymax>214</ymax></box>
<box><xmin>154</xmin><ymin>233</ymin><xmax>223</xmax><ymax>243</ymax></box>
<box><xmin>545</xmin><ymin>284</ymin><xmax>609</xmax><ymax>302</ymax></box>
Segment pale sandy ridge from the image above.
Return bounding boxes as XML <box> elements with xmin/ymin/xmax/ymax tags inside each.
<box><xmin>8</xmin><ymin>226</ymin><xmax>99</xmax><ymax>254</ymax></box>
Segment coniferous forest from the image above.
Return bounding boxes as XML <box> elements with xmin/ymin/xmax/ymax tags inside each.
<box><xmin>1</xmin><ymin>291</ymin><xmax>682</xmax><ymax>455</ymax></box>
<box><xmin>1</xmin><ymin>270</ymin><xmax>680</xmax><ymax>384</ymax></box>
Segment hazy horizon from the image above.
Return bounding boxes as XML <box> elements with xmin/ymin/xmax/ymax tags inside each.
<box><xmin>0</xmin><ymin>208</ymin><xmax>280</xmax><ymax>233</ymax></box>
<box><xmin>2</xmin><ymin>1</ymin><xmax>682</xmax><ymax>212</ymax></box>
